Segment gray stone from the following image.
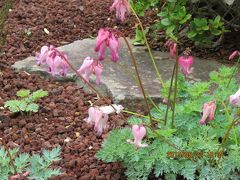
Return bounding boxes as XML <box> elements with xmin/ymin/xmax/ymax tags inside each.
<box><xmin>12</xmin><ymin>38</ymin><xmax>231</xmax><ymax>109</ymax></box>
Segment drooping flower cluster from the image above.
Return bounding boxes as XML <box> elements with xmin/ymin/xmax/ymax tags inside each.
<box><xmin>229</xmin><ymin>89</ymin><xmax>240</xmax><ymax>107</ymax></box>
<box><xmin>85</xmin><ymin>104</ymin><xmax>124</xmax><ymax>136</ymax></box>
<box><xmin>164</xmin><ymin>40</ymin><xmax>177</xmax><ymax>59</ymax></box>
<box><xmin>95</xmin><ymin>29</ymin><xmax>120</xmax><ymax>62</ymax></box>
<box><xmin>36</xmin><ymin>45</ymin><xmax>69</xmax><ymax>77</ymax></box>
<box><xmin>110</xmin><ymin>0</ymin><xmax>130</xmax><ymax>22</ymax></box>
<box><xmin>127</xmin><ymin>124</ymin><xmax>148</xmax><ymax>148</ymax></box>
<box><xmin>179</xmin><ymin>55</ymin><xmax>194</xmax><ymax>77</ymax></box>
<box><xmin>199</xmin><ymin>100</ymin><xmax>216</xmax><ymax>125</ymax></box>
<box><xmin>77</xmin><ymin>57</ymin><xmax>103</xmax><ymax>84</ymax></box>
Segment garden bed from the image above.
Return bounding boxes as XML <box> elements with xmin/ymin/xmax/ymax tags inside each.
<box><xmin>0</xmin><ymin>0</ymin><xmax>239</xmax><ymax>179</ymax></box>
<box><xmin>0</xmin><ymin>68</ymin><xmax>127</xmax><ymax>179</ymax></box>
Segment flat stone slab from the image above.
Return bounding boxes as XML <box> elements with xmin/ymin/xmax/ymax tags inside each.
<box><xmin>12</xmin><ymin>38</ymin><xmax>227</xmax><ymax>109</ymax></box>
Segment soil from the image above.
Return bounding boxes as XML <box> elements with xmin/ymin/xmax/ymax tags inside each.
<box><xmin>0</xmin><ymin>68</ymin><xmax>127</xmax><ymax>179</ymax></box>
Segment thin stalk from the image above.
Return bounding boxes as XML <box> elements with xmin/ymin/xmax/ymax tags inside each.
<box><xmin>123</xmin><ymin>109</ymin><xmax>164</xmax><ymax>123</ymax></box>
<box><xmin>0</xmin><ymin>139</ymin><xmax>17</xmax><ymax>175</ymax></box>
<box><xmin>217</xmin><ymin>119</ymin><xmax>237</xmax><ymax>163</ymax></box>
<box><xmin>130</xmin><ymin>5</ymin><xmax>165</xmax><ymax>88</ymax></box>
<box><xmin>171</xmin><ymin>47</ymin><xmax>179</xmax><ymax>128</ymax></box>
<box><xmin>227</xmin><ymin>57</ymin><xmax>240</xmax><ymax>87</ymax></box>
<box><xmin>115</xmin><ymin>30</ymin><xmax>153</xmax><ymax>123</ymax></box>
<box><xmin>116</xmin><ymin>60</ymin><xmax>162</xmax><ymax>115</ymax></box>
<box><xmin>221</xmin><ymin>101</ymin><xmax>238</xmax><ymax>145</ymax></box>
<box><xmin>164</xmin><ymin>63</ymin><xmax>176</xmax><ymax>125</ymax></box>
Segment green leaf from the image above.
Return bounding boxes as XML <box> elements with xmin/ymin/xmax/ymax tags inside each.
<box><xmin>155</xmin><ymin>129</ymin><xmax>177</xmax><ymax>137</ymax></box>
<box><xmin>16</xmin><ymin>89</ymin><xmax>30</xmax><ymax>98</ymax></box>
<box><xmin>179</xmin><ymin>14</ymin><xmax>191</xmax><ymax>24</ymax></box>
<box><xmin>4</xmin><ymin>100</ymin><xmax>21</xmax><ymax>113</ymax></box>
<box><xmin>26</xmin><ymin>103</ymin><xmax>39</xmax><ymax>112</ymax></box>
<box><xmin>211</xmin><ymin>29</ymin><xmax>222</xmax><ymax>36</ymax></box>
<box><xmin>187</xmin><ymin>31</ymin><xmax>197</xmax><ymax>38</ymax></box>
<box><xmin>19</xmin><ymin>100</ymin><xmax>27</xmax><ymax>111</ymax></box>
<box><xmin>178</xmin><ymin>6</ymin><xmax>186</xmax><ymax>18</ymax></box>
<box><xmin>14</xmin><ymin>153</ymin><xmax>30</xmax><ymax>173</ymax></box>
<box><xmin>201</xmin><ymin>26</ymin><xmax>209</xmax><ymax>31</ymax></box>
<box><xmin>166</xmin><ymin>25</ymin><xmax>176</xmax><ymax>35</ymax></box>
<box><xmin>43</xmin><ymin>147</ymin><xmax>61</xmax><ymax>163</ymax></box>
<box><xmin>133</xmin><ymin>28</ymin><xmax>145</xmax><ymax>46</ymax></box>
<box><xmin>30</xmin><ymin>89</ymin><xmax>48</xmax><ymax>102</ymax></box>
<box><xmin>161</xmin><ymin>18</ymin><xmax>171</xmax><ymax>26</ymax></box>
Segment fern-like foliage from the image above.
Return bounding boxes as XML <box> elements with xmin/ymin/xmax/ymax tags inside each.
<box><xmin>0</xmin><ymin>146</ymin><xmax>61</xmax><ymax>180</ymax></box>
<box><xmin>4</xmin><ymin>89</ymin><xmax>48</xmax><ymax>115</ymax></box>
<box><xmin>97</xmin><ymin>66</ymin><xmax>240</xmax><ymax>179</ymax></box>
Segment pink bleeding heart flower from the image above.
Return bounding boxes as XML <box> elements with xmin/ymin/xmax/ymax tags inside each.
<box><xmin>85</xmin><ymin>107</ymin><xmax>108</xmax><ymax>136</ymax></box>
<box><xmin>95</xmin><ymin>29</ymin><xmax>110</xmax><ymax>61</ymax></box>
<box><xmin>93</xmin><ymin>62</ymin><xmax>103</xmax><ymax>85</ymax></box>
<box><xmin>85</xmin><ymin>105</ymin><xmax>124</xmax><ymax>136</ymax></box>
<box><xmin>199</xmin><ymin>100</ymin><xmax>217</xmax><ymax>125</ymax></box>
<box><xmin>110</xmin><ymin>0</ymin><xmax>130</xmax><ymax>22</ymax></box>
<box><xmin>77</xmin><ymin>57</ymin><xmax>94</xmax><ymax>82</ymax></box>
<box><xmin>46</xmin><ymin>50</ymin><xmax>69</xmax><ymax>77</ymax></box>
<box><xmin>59</xmin><ymin>55</ymin><xmax>69</xmax><ymax>77</ymax></box>
<box><xmin>229</xmin><ymin>50</ymin><xmax>239</xmax><ymax>60</ymax></box>
<box><xmin>164</xmin><ymin>40</ymin><xmax>177</xmax><ymax>59</ymax></box>
<box><xmin>36</xmin><ymin>46</ymin><xmax>49</xmax><ymax>65</ymax></box>
<box><xmin>229</xmin><ymin>89</ymin><xmax>240</xmax><ymax>107</ymax></box>
<box><xmin>179</xmin><ymin>55</ymin><xmax>194</xmax><ymax>77</ymax></box>
<box><xmin>36</xmin><ymin>46</ymin><xmax>69</xmax><ymax>77</ymax></box>
<box><xmin>77</xmin><ymin>57</ymin><xmax>103</xmax><ymax>84</ymax></box>
<box><xmin>94</xmin><ymin>113</ymin><xmax>109</xmax><ymax>136</ymax></box>
<box><xmin>95</xmin><ymin>29</ymin><xmax>120</xmax><ymax>62</ymax></box>
<box><xmin>109</xmin><ymin>34</ymin><xmax>120</xmax><ymax>62</ymax></box>
<box><xmin>127</xmin><ymin>124</ymin><xmax>148</xmax><ymax>148</ymax></box>
<box><xmin>162</xmin><ymin>98</ymin><xmax>168</xmax><ymax>105</ymax></box>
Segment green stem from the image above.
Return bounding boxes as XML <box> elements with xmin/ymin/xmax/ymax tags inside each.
<box><xmin>115</xmin><ymin>30</ymin><xmax>153</xmax><ymax>123</ymax></box>
<box><xmin>219</xmin><ymin>119</ymin><xmax>237</xmax><ymax>148</ymax></box>
<box><xmin>221</xmin><ymin>101</ymin><xmax>238</xmax><ymax>145</ymax></box>
<box><xmin>171</xmin><ymin>47</ymin><xmax>179</xmax><ymax>128</ymax></box>
<box><xmin>116</xmin><ymin>60</ymin><xmax>163</xmax><ymax>115</ymax></box>
<box><xmin>123</xmin><ymin>110</ymin><xmax>163</xmax><ymax>122</ymax></box>
<box><xmin>130</xmin><ymin>5</ymin><xmax>165</xmax><ymax>88</ymax></box>
<box><xmin>0</xmin><ymin>139</ymin><xmax>17</xmax><ymax>175</ymax></box>
<box><xmin>227</xmin><ymin>57</ymin><xmax>240</xmax><ymax>87</ymax></box>
<box><xmin>164</xmin><ymin>64</ymin><xmax>176</xmax><ymax>125</ymax></box>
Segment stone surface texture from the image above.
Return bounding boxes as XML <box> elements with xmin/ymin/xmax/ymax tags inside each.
<box><xmin>13</xmin><ymin>38</ymin><xmax>225</xmax><ymax>109</ymax></box>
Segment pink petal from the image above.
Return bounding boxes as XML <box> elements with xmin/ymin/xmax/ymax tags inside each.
<box><xmin>94</xmin><ymin>113</ymin><xmax>109</xmax><ymax>136</ymax></box>
<box><xmin>36</xmin><ymin>46</ymin><xmax>49</xmax><ymax>65</ymax></box>
<box><xmin>95</xmin><ymin>29</ymin><xmax>110</xmax><ymax>52</ymax></box>
<box><xmin>229</xmin><ymin>89</ymin><xmax>240</xmax><ymax>107</ymax></box>
<box><xmin>132</xmin><ymin>124</ymin><xmax>146</xmax><ymax>146</ymax></box>
<box><xmin>78</xmin><ymin>57</ymin><xmax>94</xmax><ymax>74</ymax></box>
<box><xmin>93</xmin><ymin>62</ymin><xmax>103</xmax><ymax>85</ymax></box>
<box><xmin>229</xmin><ymin>50</ymin><xmax>239</xmax><ymax>60</ymax></box>
<box><xmin>98</xmin><ymin>41</ymin><xmax>108</xmax><ymax>61</ymax></box>
<box><xmin>109</xmin><ymin>35</ymin><xmax>120</xmax><ymax>62</ymax></box>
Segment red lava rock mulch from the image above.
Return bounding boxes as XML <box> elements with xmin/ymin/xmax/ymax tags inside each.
<box><xmin>1</xmin><ymin>0</ymin><xmax>157</xmax><ymax>65</ymax></box>
<box><xmin>0</xmin><ymin>68</ymin><xmax>127</xmax><ymax>179</ymax></box>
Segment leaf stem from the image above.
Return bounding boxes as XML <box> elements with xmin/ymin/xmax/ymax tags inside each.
<box><xmin>130</xmin><ymin>5</ymin><xmax>165</xmax><ymax>88</ymax></box>
<box><xmin>114</xmin><ymin>30</ymin><xmax>153</xmax><ymax>124</ymax></box>
<box><xmin>164</xmin><ymin>63</ymin><xmax>176</xmax><ymax>125</ymax></box>
<box><xmin>227</xmin><ymin>57</ymin><xmax>240</xmax><ymax>87</ymax></box>
<box><xmin>171</xmin><ymin>46</ymin><xmax>179</xmax><ymax>128</ymax></box>
<box><xmin>123</xmin><ymin>109</ymin><xmax>163</xmax><ymax>123</ymax></box>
